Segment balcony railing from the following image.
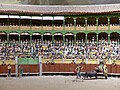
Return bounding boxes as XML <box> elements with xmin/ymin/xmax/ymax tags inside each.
<box><xmin>98</xmin><ymin>25</ymin><xmax>108</xmax><ymax>30</ymax></box>
<box><xmin>87</xmin><ymin>26</ymin><xmax>96</xmax><ymax>30</ymax></box>
<box><xmin>54</xmin><ymin>26</ymin><xmax>63</xmax><ymax>30</ymax></box>
<box><xmin>110</xmin><ymin>25</ymin><xmax>119</xmax><ymax>30</ymax></box>
<box><xmin>76</xmin><ymin>26</ymin><xmax>86</xmax><ymax>30</ymax></box>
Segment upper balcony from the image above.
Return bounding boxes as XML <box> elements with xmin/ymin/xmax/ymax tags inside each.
<box><xmin>0</xmin><ymin>15</ymin><xmax>119</xmax><ymax>31</ymax></box>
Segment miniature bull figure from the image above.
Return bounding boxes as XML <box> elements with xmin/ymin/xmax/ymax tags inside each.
<box><xmin>84</xmin><ymin>70</ymin><xmax>97</xmax><ymax>79</ymax></box>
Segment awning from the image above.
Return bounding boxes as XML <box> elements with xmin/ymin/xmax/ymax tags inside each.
<box><xmin>54</xmin><ymin>16</ymin><xmax>64</xmax><ymax>20</ymax></box>
<box><xmin>9</xmin><ymin>15</ymin><xmax>20</xmax><ymax>19</ymax></box>
<box><xmin>43</xmin><ymin>16</ymin><xmax>53</xmax><ymax>20</ymax></box>
<box><xmin>32</xmin><ymin>16</ymin><xmax>42</xmax><ymax>20</ymax></box>
<box><xmin>0</xmin><ymin>15</ymin><xmax>8</xmax><ymax>18</ymax></box>
<box><xmin>20</xmin><ymin>16</ymin><xmax>31</xmax><ymax>19</ymax></box>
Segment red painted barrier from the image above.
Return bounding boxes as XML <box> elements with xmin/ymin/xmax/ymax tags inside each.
<box><xmin>20</xmin><ymin>64</ymin><xmax>39</xmax><ymax>73</ymax></box>
<box><xmin>0</xmin><ymin>64</ymin><xmax>120</xmax><ymax>74</ymax></box>
<box><xmin>0</xmin><ymin>65</ymin><xmax>15</xmax><ymax>74</ymax></box>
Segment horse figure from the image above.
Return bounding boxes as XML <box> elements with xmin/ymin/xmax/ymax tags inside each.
<box><xmin>95</xmin><ymin>61</ymin><xmax>108</xmax><ymax>79</ymax></box>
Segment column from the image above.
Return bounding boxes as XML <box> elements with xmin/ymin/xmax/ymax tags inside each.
<box><xmin>39</xmin><ymin>55</ymin><xmax>42</xmax><ymax>76</ymax></box>
<box><xmin>30</xmin><ymin>35</ymin><xmax>32</xmax><ymax>43</ymax></box>
<box><xmin>7</xmin><ymin>15</ymin><xmax>9</xmax><ymax>30</ymax></box>
<box><xmin>74</xmin><ymin>34</ymin><xmax>76</xmax><ymax>43</ymax></box>
<box><xmin>85</xmin><ymin>18</ymin><xmax>87</xmax><ymax>31</ymax></box>
<box><xmin>85</xmin><ymin>34</ymin><xmax>88</xmax><ymax>64</ymax></box>
<box><xmin>74</xmin><ymin>18</ymin><xmax>76</xmax><ymax>30</ymax></box>
<box><xmin>19</xmin><ymin>16</ymin><xmax>21</xmax><ymax>30</ymax></box>
<box><xmin>97</xmin><ymin>34</ymin><xmax>98</xmax><ymax>44</ymax></box>
<box><xmin>30</xmin><ymin>16</ymin><xmax>32</xmax><ymax>30</ymax></box>
<box><xmin>52</xmin><ymin>35</ymin><xmax>54</xmax><ymax>44</ymax></box>
<box><xmin>108</xmin><ymin>34</ymin><xmax>110</xmax><ymax>44</ymax></box>
<box><xmin>7</xmin><ymin>33</ymin><xmax>9</xmax><ymax>42</ymax></box>
<box><xmin>15</xmin><ymin>56</ymin><xmax>18</xmax><ymax>77</ymax></box>
<box><xmin>63</xmin><ymin>35</ymin><xmax>65</xmax><ymax>43</ymax></box>
<box><xmin>41</xmin><ymin>15</ymin><xmax>43</xmax><ymax>30</ymax></box>
<box><xmin>85</xmin><ymin>34</ymin><xmax>87</xmax><ymax>43</ymax></box>
<box><xmin>96</xmin><ymin>18</ymin><xmax>99</xmax><ymax>44</ymax></box>
<box><xmin>96</xmin><ymin>18</ymin><xmax>98</xmax><ymax>31</ymax></box>
<box><xmin>108</xmin><ymin>17</ymin><xmax>110</xmax><ymax>31</ymax></box>
<box><xmin>19</xmin><ymin>34</ymin><xmax>20</xmax><ymax>43</ymax></box>
<box><xmin>41</xmin><ymin>35</ymin><xmax>43</xmax><ymax>44</ymax></box>
<box><xmin>52</xmin><ymin>16</ymin><xmax>54</xmax><ymax>30</ymax></box>
<box><xmin>119</xmin><ymin>18</ymin><xmax>120</xmax><ymax>30</ymax></box>
<box><xmin>63</xmin><ymin>19</ymin><xmax>65</xmax><ymax>30</ymax></box>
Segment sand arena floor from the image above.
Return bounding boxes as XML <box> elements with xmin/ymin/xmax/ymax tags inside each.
<box><xmin>0</xmin><ymin>76</ymin><xmax>120</xmax><ymax>90</ymax></box>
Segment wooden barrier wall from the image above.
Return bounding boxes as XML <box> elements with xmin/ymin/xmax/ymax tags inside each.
<box><xmin>0</xmin><ymin>65</ymin><xmax>15</xmax><ymax>74</ymax></box>
<box><xmin>0</xmin><ymin>64</ymin><xmax>120</xmax><ymax>74</ymax></box>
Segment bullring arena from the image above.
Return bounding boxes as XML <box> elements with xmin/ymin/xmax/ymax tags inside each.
<box><xmin>0</xmin><ymin>3</ymin><xmax>120</xmax><ymax>90</ymax></box>
<box><xmin>0</xmin><ymin>76</ymin><xmax>120</xmax><ymax>90</ymax></box>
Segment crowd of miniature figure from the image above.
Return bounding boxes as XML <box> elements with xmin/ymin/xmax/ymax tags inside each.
<box><xmin>0</xmin><ymin>39</ymin><xmax>119</xmax><ymax>62</ymax></box>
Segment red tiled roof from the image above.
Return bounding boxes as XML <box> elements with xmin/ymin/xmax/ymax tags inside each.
<box><xmin>0</xmin><ymin>4</ymin><xmax>120</xmax><ymax>15</ymax></box>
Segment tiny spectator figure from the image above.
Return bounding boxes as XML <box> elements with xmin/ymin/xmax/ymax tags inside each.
<box><xmin>2</xmin><ymin>61</ymin><xmax>6</xmax><ymax>66</ymax></box>
<box><xmin>7</xmin><ymin>64</ymin><xmax>11</xmax><ymax>79</ymax></box>
<box><xmin>51</xmin><ymin>57</ymin><xmax>55</xmax><ymax>65</ymax></box>
<box><xmin>51</xmin><ymin>58</ymin><xmax>55</xmax><ymax>65</ymax></box>
<box><xmin>75</xmin><ymin>64</ymin><xmax>83</xmax><ymax>79</ymax></box>
<box><xmin>111</xmin><ymin>60</ymin><xmax>117</xmax><ymax>66</ymax></box>
<box><xmin>71</xmin><ymin>60</ymin><xmax>76</xmax><ymax>64</ymax></box>
<box><xmin>46</xmin><ymin>60</ymin><xmax>50</xmax><ymax>65</ymax></box>
<box><xmin>51</xmin><ymin>60</ymin><xmax>55</xmax><ymax>65</ymax></box>
<box><xmin>18</xmin><ymin>65</ymin><xmax>23</xmax><ymax>78</ymax></box>
<box><xmin>80</xmin><ymin>59</ymin><xmax>86</xmax><ymax>64</ymax></box>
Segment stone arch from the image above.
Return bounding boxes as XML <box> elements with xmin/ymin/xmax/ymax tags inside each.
<box><xmin>76</xmin><ymin>32</ymin><xmax>86</xmax><ymax>42</ymax></box>
<box><xmin>98</xmin><ymin>32</ymin><xmax>108</xmax><ymax>40</ymax></box>
<box><xmin>54</xmin><ymin>32</ymin><xmax>63</xmax><ymax>41</ymax></box>
<box><xmin>65</xmin><ymin>18</ymin><xmax>74</xmax><ymax>26</ymax></box>
<box><xmin>0</xmin><ymin>32</ymin><xmax>7</xmax><ymax>42</ymax></box>
<box><xmin>20</xmin><ymin>32</ymin><xmax>30</xmax><ymax>41</ymax></box>
<box><xmin>76</xmin><ymin>17</ymin><xmax>85</xmax><ymax>26</ymax></box>
<box><xmin>43</xmin><ymin>32</ymin><xmax>52</xmax><ymax>41</ymax></box>
<box><xmin>87</xmin><ymin>17</ymin><xmax>96</xmax><ymax>26</ymax></box>
<box><xmin>87</xmin><ymin>32</ymin><xmax>97</xmax><ymax>42</ymax></box>
<box><xmin>9</xmin><ymin>32</ymin><xmax>19</xmax><ymax>41</ymax></box>
<box><xmin>98</xmin><ymin>17</ymin><xmax>108</xmax><ymax>26</ymax></box>
<box><xmin>110</xmin><ymin>17</ymin><xmax>119</xmax><ymax>25</ymax></box>
<box><xmin>65</xmin><ymin>32</ymin><xmax>74</xmax><ymax>42</ymax></box>
<box><xmin>32</xmin><ymin>32</ymin><xmax>41</xmax><ymax>41</ymax></box>
<box><xmin>110</xmin><ymin>32</ymin><xmax>119</xmax><ymax>41</ymax></box>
